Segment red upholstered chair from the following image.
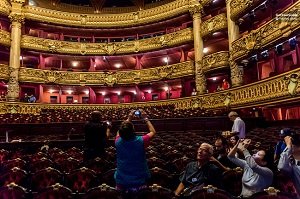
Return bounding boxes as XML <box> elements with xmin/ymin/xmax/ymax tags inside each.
<box><xmin>84</xmin><ymin>157</ymin><xmax>112</xmax><ymax>175</ymax></box>
<box><xmin>222</xmin><ymin>167</ymin><xmax>243</xmax><ymax>197</ymax></box>
<box><xmin>65</xmin><ymin>167</ymin><xmax>97</xmax><ymax>193</ymax></box>
<box><xmin>33</xmin><ymin>183</ymin><xmax>73</xmax><ymax>199</ymax></box>
<box><xmin>134</xmin><ymin>184</ymin><xmax>174</xmax><ymax>199</ymax></box>
<box><xmin>29</xmin><ymin>157</ymin><xmax>54</xmax><ymax>173</ymax></box>
<box><xmin>148</xmin><ymin>167</ymin><xmax>172</xmax><ymax>189</ymax></box>
<box><xmin>189</xmin><ymin>185</ymin><xmax>233</xmax><ymax>199</ymax></box>
<box><xmin>84</xmin><ymin>183</ymin><xmax>122</xmax><ymax>199</ymax></box>
<box><xmin>100</xmin><ymin>168</ymin><xmax>117</xmax><ymax>187</ymax></box>
<box><xmin>0</xmin><ymin>149</ymin><xmax>9</xmax><ymax>164</ymax></box>
<box><xmin>30</xmin><ymin>167</ymin><xmax>63</xmax><ymax>192</ymax></box>
<box><xmin>171</xmin><ymin>156</ymin><xmax>192</xmax><ymax>174</ymax></box>
<box><xmin>250</xmin><ymin>187</ymin><xmax>298</xmax><ymax>199</ymax></box>
<box><xmin>56</xmin><ymin>157</ymin><xmax>80</xmax><ymax>174</ymax></box>
<box><xmin>0</xmin><ymin>167</ymin><xmax>28</xmax><ymax>187</ymax></box>
<box><xmin>2</xmin><ymin>158</ymin><xmax>27</xmax><ymax>171</ymax></box>
<box><xmin>147</xmin><ymin>156</ymin><xmax>168</xmax><ymax>170</ymax></box>
<box><xmin>0</xmin><ymin>182</ymin><xmax>27</xmax><ymax>199</ymax></box>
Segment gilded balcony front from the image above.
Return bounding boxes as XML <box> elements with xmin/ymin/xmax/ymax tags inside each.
<box><xmin>202</xmin><ymin>51</ymin><xmax>229</xmax><ymax>73</ymax></box>
<box><xmin>0</xmin><ymin>0</ymin><xmax>10</xmax><ymax>16</ymax></box>
<box><xmin>0</xmin><ymin>29</ymin><xmax>11</xmax><ymax>46</ymax></box>
<box><xmin>0</xmin><ymin>64</ymin><xmax>9</xmax><ymax>80</ymax></box>
<box><xmin>231</xmin><ymin>1</ymin><xmax>300</xmax><ymax>61</ymax></box>
<box><xmin>1</xmin><ymin>67</ymin><xmax>299</xmax><ymax>114</ymax></box>
<box><xmin>21</xmin><ymin>28</ymin><xmax>193</xmax><ymax>55</ymax></box>
<box><xmin>22</xmin><ymin>0</ymin><xmax>191</xmax><ymax>28</ymax></box>
<box><xmin>201</xmin><ymin>13</ymin><xmax>228</xmax><ymax>37</ymax></box>
<box><xmin>17</xmin><ymin>61</ymin><xmax>194</xmax><ymax>85</ymax></box>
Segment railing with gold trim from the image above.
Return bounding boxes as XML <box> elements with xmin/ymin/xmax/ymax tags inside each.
<box><xmin>201</xmin><ymin>13</ymin><xmax>227</xmax><ymax>37</ymax></box>
<box><xmin>1</xmin><ymin>67</ymin><xmax>299</xmax><ymax>114</ymax></box>
<box><xmin>16</xmin><ymin>61</ymin><xmax>194</xmax><ymax>85</ymax></box>
<box><xmin>21</xmin><ymin>28</ymin><xmax>193</xmax><ymax>55</ymax></box>
<box><xmin>202</xmin><ymin>51</ymin><xmax>229</xmax><ymax>73</ymax></box>
<box><xmin>22</xmin><ymin>0</ymin><xmax>191</xmax><ymax>28</ymax></box>
<box><xmin>0</xmin><ymin>0</ymin><xmax>10</xmax><ymax>16</ymax></box>
<box><xmin>231</xmin><ymin>1</ymin><xmax>300</xmax><ymax>61</ymax></box>
<box><xmin>0</xmin><ymin>29</ymin><xmax>11</xmax><ymax>46</ymax></box>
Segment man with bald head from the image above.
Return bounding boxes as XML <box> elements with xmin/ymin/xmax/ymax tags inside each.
<box><xmin>228</xmin><ymin>111</ymin><xmax>246</xmax><ymax>139</ymax></box>
<box><xmin>174</xmin><ymin>143</ymin><xmax>223</xmax><ymax>197</ymax></box>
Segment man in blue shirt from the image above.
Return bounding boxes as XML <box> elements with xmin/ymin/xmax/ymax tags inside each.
<box><xmin>274</xmin><ymin>128</ymin><xmax>291</xmax><ymax>161</ymax></box>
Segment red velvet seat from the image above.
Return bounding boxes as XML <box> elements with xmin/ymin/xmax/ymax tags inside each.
<box><xmin>222</xmin><ymin>167</ymin><xmax>243</xmax><ymax>197</ymax></box>
<box><xmin>250</xmin><ymin>187</ymin><xmax>297</xmax><ymax>199</ymax></box>
<box><xmin>190</xmin><ymin>185</ymin><xmax>233</xmax><ymax>199</ymax></box>
<box><xmin>0</xmin><ymin>182</ymin><xmax>27</xmax><ymax>199</ymax></box>
<box><xmin>65</xmin><ymin>167</ymin><xmax>97</xmax><ymax>193</ymax></box>
<box><xmin>148</xmin><ymin>167</ymin><xmax>172</xmax><ymax>189</ymax></box>
<box><xmin>30</xmin><ymin>167</ymin><xmax>63</xmax><ymax>192</ymax></box>
<box><xmin>134</xmin><ymin>184</ymin><xmax>174</xmax><ymax>199</ymax></box>
<box><xmin>0</xmin><ymin>167</ymin><xmax>28</xmax><ymax>187</ymax></box>
<box><xmin>0</xmin><ymin>149</ymin><xmax>9</xmax><ymax>164</ymax></box>
<box><xmin>2</xmin><ymin>158</ymin><xmax>27</xmax><ymax>171</ymax></box>
<box><xmin>29</xmin><ymin>158</ymin><xmax>54</xmax><ymax>173</ymax></box>
<box><xmin>147</xmin><ymin>156</ymin><xmax>168</xmax><ymax>170</ymax></box>
<box><xmin>84</xmin><ymin>183</ymin><xmax>121</xmax><ymax>199</ymax></box>
<box><xmin>33</xmin><ymin>183</ymin><xmax>73</xmax><ymax>199</ymax></box>
<box><xmin>56</xmin><ymin>157</ymin><xmax>80</xmax><ymax>174</ymax></box>
<box><xmin>100</xmin><ymin>168</ymin><xmax>117</xmax><ymax>187</ymax></box>
<box><xmin>85</xmin><ymin>157</ymin><xmax>112</xmax><ymax>175</ymax></box>
<box><xmin>171</xmin><ymin>156</ymin><xmax>192</xmax><ymax>174</ymax></box>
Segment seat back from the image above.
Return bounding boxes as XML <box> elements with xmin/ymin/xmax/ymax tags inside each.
<box><xmin>251</xmin><ymin>187</ymin><xmax>298</xmax><ymax>199</ymax></box>
<box><xmin>0</xmin><ymin>182</ymin><xmax>27</xmax><ymax>199</ymax></box>
<box><xmin>0</xmin><ymin>167</ymin><xmax>28</xmax><ymax>187</ymax></box>
<box><xmin>222</xmin><ymin>167</ymin><xmax>243</xmax><ymax>196</ymax></box>
<box><xmin>134</xmin><ymin>184</ymin><xmax>174</xmax><ymax>199</ymax></box>
<box><xmin>34</xmin><ymin>183</ymin><xmax>73</xmax><ymax>199</ymax></box>
<box><xmin>84</xmin><ymin>183</ymin><xmax>122</xmax><ymax>199</ymax></box>
<box><xmin>30</xmin><ymin>167</ymin><xmax>62</xmax><ymax>192</ymax></box>
<box><xmin>148</xmin><ymin>167</ymin><xmax>171</xmax><ymax>189</ymax></box>
<box><xmin>190</xmin><ymin>185</ymin><xmax>233</xmax><ymax>199</ymax></box>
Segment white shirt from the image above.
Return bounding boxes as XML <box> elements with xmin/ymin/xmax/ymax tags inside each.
<box><xmin>232</xmin><ymin>117</ymin><xmax>246</xmax><ymax>138</ymax></box>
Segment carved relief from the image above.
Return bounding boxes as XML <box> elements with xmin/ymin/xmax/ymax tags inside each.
<box><xmin>230</xmin><ymin>58</ymin><xmax>244</xmax><ymax>87</ymax></box>
<box><xmin>6</xmin><ymin>67</ymin><xmax>20</xmax><ymax>102</ymax></box>
<box><xmin>230</xmin><ymin>0</ymin><xmax>254</xmax><ymax>21</ymax></box>
<box><xmin>201</xmin><ymin>13</ymin><xmax>227</xmax><ymax>37</ymax></box>
<box><xmin>202</xmin><ymin>51</ymin><xmax>229</xmax><ymax>73</ymax></box>
<box><xmin>195</xmin><ymin>61</ymin><xmax>207</xmax><ymax>94</ymax></box>
<box><xmin>0</xmin><ymin>64</ymin><xmax>10</xmax><ymax>80</ymax></box>
<box><xmin>0</xmin><ymin>0</ymin><xmax>11</xmax><ymax>16</ymax></box>
<box><xmin>8</xmin><ymin>13</ymin><xmax>25</xmax><ymax>24</ymax></box>
<box><xmin>0</xmin><ymin>29</ymin><xmax>11</xmax><ymax>46</ymax></box>
<box><xmin>21</xmin><ymin>28</ymin><xmax>193</xmax><ymax>55</ymax></box>
<box><xmin>284</xmin><ymin>73</ymin><xmax>299</xmax><ymax>96</ymax></box>
<box><xmin>231</xmin><ymin>2</ymin><xmax>300</xmax><ymax>61</ymax></box>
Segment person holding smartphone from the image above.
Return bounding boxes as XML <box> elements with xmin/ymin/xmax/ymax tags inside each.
<box><xmin>278</xmin><ymin>135</ymin><xmax>300</xmax><ymax>199</ymax></box>
<box><xmin>228</xmin><ymin>139</ymin><xmax>273</xmax><ymax>198</ymax></box>
<box><xmin>114</xmin><ymin>109</ymin><xmax>156</xmax><ymax>196</ymax></box>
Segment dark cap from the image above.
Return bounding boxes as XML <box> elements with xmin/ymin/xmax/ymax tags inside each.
<box><xmin>280</xmin><ymin>128</ymin><xmax>292</xmax><ymax>137</ymax></box>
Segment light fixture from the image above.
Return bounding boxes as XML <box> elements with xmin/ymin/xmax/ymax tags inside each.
<box><xmin>212</xmin><ymin>77</ymin><xmax>217</xmax><ymax>81</ymax></box>
<box><xmin>163</xmin><ymin>57</ymin><xmax>169</xmax><ymax>63</ymax></box>
<box><xmin>203</xmin><ymin>48</ymin><xmax>209</xmax><ymax>53</ymax></box>
<box><xmin>133</xmin><ymin>91</ymin><xmax>137</xmax><ymax>95</ymax></box>
<box><xmin>101</xmin><ymin>91</ymin><xmax>106</xmax><ymax>96</ymax></box>
<box><xmin>164</xmin><ymin>86</ymin><xmax>169</xmax><ymax>91</ymax></box>
<box><xmin>261</xmin><ymin>50</ymin><xmax>269</xmax><ymax>59</ymax></box>
<box><xmin>19</xmin><ymin>56</ymin><xmax>23</xmax><ymax>60</ymax></box>
<box><xmin>148</xmin><ymin>90</ymin><xmax>152</xmax><ymax>94</ymax></box>
<box><xmin>72</xmin><ymin>61</ymin><xmax>79</xmax><ymax>67</ymax></box>
<box><xmin>117</xmin><ymin>91</ymin><xmax>121</xmax><ymax>95</ymax></box>
<box><xmin>212</xmin><ymin>0</ymin><xmax>218</xmax><ymax>3</ymax></box>
<box><xmin>49</xmin><ymin>89</ymin><xmax>54</xmax><ymax>94</ymax></box>
<box><xmin>84</xmin><ymin>90</ymin><xmax>89</xmax><ymax>95</ymax></box>
<box><xmin>115</xmin><ymin>63</ymin><xmax>122</xmax><ymax>68</ymax></box>
<box><xmin>275</xmin><ymin>44</ymin><xmax>283</xmax><ymax>54</ymax></box>
<box><xmin>67</xmin><ymin>90</ymin><xmax>72</xmax><ymax>94</ymax></box>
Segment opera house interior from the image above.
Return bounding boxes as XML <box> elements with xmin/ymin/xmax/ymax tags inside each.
<box><xmin>0</xmin><ymin>0</ymin><xmax>300</xmax><ymax>198</ymax></box>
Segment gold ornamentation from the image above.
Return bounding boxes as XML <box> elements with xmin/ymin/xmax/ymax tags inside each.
<box><xmin>230</xmin><ymin>0</ymin><xmax>253</xmax><ymax>21</ymax></box>
<box><xmin>201</xmin><ymin>13</ymin><xmax>227</xmax><ymax>37</ymax></box>
<box><xmin>202</xmin><ymin>51</ymin><xmax>229</xmax><ymax>73</ymax></box>
<box><xmin>231</xmin><ymin>2</ymin><xmax>300</xmax><ymax>61</ymax></box>
<box><xmin>21</xmin><ymin>28</ymin><xmax>193</xmax><ymax>55</ymax></box>
<box><xmin>10</xmin><ymin>0</ymin><xmax>25</xmax><ymax>4</ymax></box>
<box><xmin>8</xmin><ymin>13</ymin><xmax>25</xmax><ymax>23</ymax></box>
<box><xmin>229</xmin><ymin>57</ymin><xmax>244</xmax><ymax>87</ymax></box>
<box><xmin>104</xmin><ymin>73</ymin><xmax>117</xmax><ymax>86</ymax></box>
<box><xmin>0</xmin><ymin>0</ymin><xmax>11</xmax><ymax>16</ymax></box>
<box><xmin>284</xmin><ymin>73</ymin><xmax>299</xmax><ymax>96</ymax></box>
<box><xmin>80</xmin><ymin>14</ymin><xmax>87</xmax><ymax>25</ymax></box>
<box><xmin>23</xmin><ymin>0</ymin><xmax>191</xmax><ymax>28</ymax></box>
<box><xmin>189</xmin><ymin>4</ymin><xmax>203</xmax><ymax>16</ymax></box>
<box><xmin>195</xmin><ymin>61</ymin><xmax>207</xmax><ymax>94</ymax></box>
<box><xmin>0</xmin><ymin>64</ymin><xmax>10</xmax><ymax>80</ymax></box>
<box><xmin>263</xmin><ymin>187</ymin><xmax>280</xmax><ymax>196</ymax></box>
<box><xmin>6</xmin><ymin>67</ymin><xmax>20</xmax><ymax>102</ymax></box>
<box><xmin>203</xmin><ymin>185</ymin><xmax>217</xmax><ymax>193</ymax></box>
<box><xmin>0</xmin><ymin>29</ymin><xmax>11</xmax><ymax>46</ymax></box>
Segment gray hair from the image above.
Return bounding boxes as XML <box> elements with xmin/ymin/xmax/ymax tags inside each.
<box><xmin>228</xmin><ymin>111</ymin><xmax>239</xmax><ymax>117</ymax></box>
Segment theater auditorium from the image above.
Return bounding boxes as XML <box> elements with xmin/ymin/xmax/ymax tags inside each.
<box><xmin>0</xmin><ymin>0</ymin><xmax>300</xmax><ymax>198</ymax></box>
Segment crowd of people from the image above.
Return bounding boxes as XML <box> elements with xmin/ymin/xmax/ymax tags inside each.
<box><xmin>81</xmin><ymin>109</ymin><xmax>300</xmax><ymax>199</ymax></box>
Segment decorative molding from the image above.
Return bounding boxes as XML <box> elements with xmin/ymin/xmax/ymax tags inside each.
<box><xmin>202</xmin><ymin>51</ymin><xmax>229</xmax><ymax>73</ymax></box>
<box><xmin>1</xmin><ymin>67</ymin><xmax>299</xmax><ymax>113</ymax></box>
<box><xmin>21</xmin><ymin>28</ymin><xmax>193</xmax><ymax>55</ymax></box>
<box><xmin>0</xmin><ymin>64</ymin><xmax>9</xmax><ymax>80</ymax></box>
<box><xmin>8</xmin><ymin>13</ymin><xmax>25</xmax><ymax>23</ymax></box>
<box><xmin>230</xmin><ymin>0</ymin><xmax>254</xmax><ymax>21</ymax></box>
<box><xmin>18</xmin><ymin>61</ymin><xmax>194</xmax><ymax>85</ymax></box>
<box><xmin>231</xmin><ymin>1</ymin><xmax>300</xmax><ymax>61</ymax></box>
<box><xmin>201</xmin><ymin>13</ymin><xmax>227</xmax><ymax>37</ymax></box>
<box><xmin>0</xmin><ymin>29</ymin><xmax>11</xmax><ymax>46</ymax></box>
<box><xmin>23</xmin><ymin>0</ymin><xmax>191</xmax><ymax>28</ymax></box>
<box><xmin>0</xmin><ymin>0</ymin><xmax>11</xmax><ymax>16</ymax></box>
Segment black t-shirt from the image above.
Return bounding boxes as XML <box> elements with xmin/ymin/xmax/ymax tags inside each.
<box><xmin>84</xmin><ymin>121</ymin><xmax>107</xmax><ymax>152</ymax></box>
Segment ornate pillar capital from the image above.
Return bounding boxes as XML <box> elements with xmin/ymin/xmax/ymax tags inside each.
<box><xmin>8</xmin><ymin>13</ymin><xmax>25</xmax><ymax>24</ymax></box>
<box><xmin>229</xmin><ymin>57</ymin><xmax>244</xmax><ymax>87</ymax></box>
<box><xmin>189</xmin><ymin>4</ymin><xmax>203</xmax><ymax>17</ymax></box>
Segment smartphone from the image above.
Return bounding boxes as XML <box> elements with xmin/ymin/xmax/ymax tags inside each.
<box><xmin>134</xmin><ymin>110</ymin><xmax>141</xmax><ymax>117</ymax></box>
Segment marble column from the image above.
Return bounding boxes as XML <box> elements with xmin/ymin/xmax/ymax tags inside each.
<box><xmin>7</xmin><ymin>1</ymin><xmax>25</xmax><ymax>102</ymax></box>
<box><xmin>226</xmin><ymin>0</ymin><xmax>243</xmax><ymax>87</ymax></box>
<box><xmin>190</xmin><ymin>3</ymin><xmax>206</xmax><ymax>94</ymax></box>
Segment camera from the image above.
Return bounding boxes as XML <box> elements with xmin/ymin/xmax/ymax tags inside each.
<box><xmin>134</xmin><ymin>110</ymin><xmax>141</xmax><ymax>117</ymax></box>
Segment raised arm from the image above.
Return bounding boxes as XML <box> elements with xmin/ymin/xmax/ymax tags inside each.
<box><xmin>278</xmin><ymin>136</ymin><xmax>293</xmax><ymax>174</ymax></box>
<box><xmin>140</xmin><ymin>109</ymin><xmax>156</xmax><ymax>139</ymax></box>
<box><xmin>228</xmin><ymin>139</ymin><xmax>247</xmax><ymax>168</ymax></box>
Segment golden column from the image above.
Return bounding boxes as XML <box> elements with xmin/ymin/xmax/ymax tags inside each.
<box><xmin>7</xmin><ymin>0</ymin><xmax>25</xmax><ymax>102</ymax></box>
<box><xmin>190</xmin><ymin>2</ymin><xmax>206</xmax><ymax>94</ymax></box>
<box><xmin>226</xmin><ymin>0</ymin><xmax>243</xmax><ymax>87</ymax></box>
